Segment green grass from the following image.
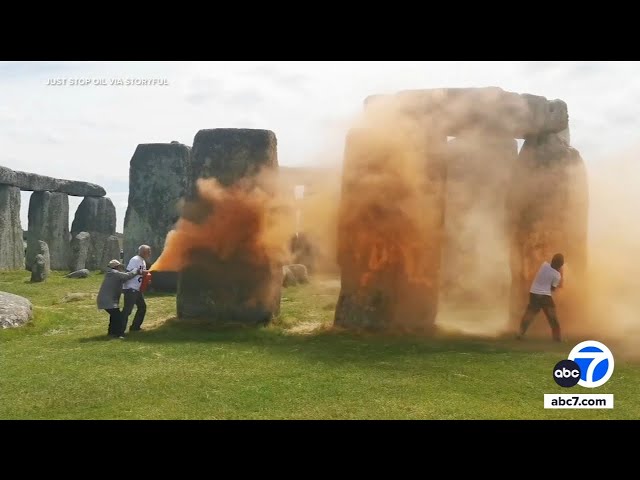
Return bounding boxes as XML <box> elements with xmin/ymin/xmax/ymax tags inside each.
<box><xmin>1</xmin><ymin>271</ymin><xmax>638</xmax><ymax>419</ymax></box>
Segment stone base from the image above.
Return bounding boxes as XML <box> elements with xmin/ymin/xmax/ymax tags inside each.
<box><xmin>334</xmin><ymin>278</ymin><xmax>438</xmax><ymax>333</ymax></box>
<box><xmin>149</xmin><ymin>271</ymin><xmax>179</xmax><ymax>293</ymax></box>
<box><xmin>177</xmin><ymin>250</ymin><xmax>282</xmax><ymax>326</ymax></box>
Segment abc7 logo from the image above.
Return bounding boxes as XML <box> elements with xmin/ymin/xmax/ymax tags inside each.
<box><xmin>553</xmin><ymin>340</ymin><xmax>615</xmax><ymax>388</ymax></box>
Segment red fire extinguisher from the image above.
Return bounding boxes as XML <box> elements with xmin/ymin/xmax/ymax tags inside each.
<box><xmin>140</xmin><ymin>271</ymin><xmax>152</xmax><ymax>293</ymax></box>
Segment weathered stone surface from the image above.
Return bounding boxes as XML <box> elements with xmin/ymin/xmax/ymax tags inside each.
<box><xmin>104</xmin><ymin>235</ymin><xmax>121</xmax><ymax>267</ymax></box>
<box><xmin>178</xmin><ymin>250</ymin><xmax>282</xmax><ymax>325</ymax></box>
<box><xmin>65</xmin><ymin>269</ymin><xmax>90</xmax><ymax>279</ymax></box>
<box><xmin>369</xmin><ymin>88</ymin><xmax>569</xmax><ymax>139</ymax></box>
<box><xmin>290</xmin><ymin>232</ymin><xmax>315</xmax><ymax>273</ymax></box>
<box><xmin>334</xmin><ymin>125</ymin><xmax>447</xmax><ymax>333</ymax></box>
<box><xmin>440</xmin><ymin>133</ymin><xmax>518</xmax><ymax>307</ymax></box>
<box><xmin>520</xmin><ymin>95</ymin><xmax>568</xmax><ymax>137</ymax></box>
<box><xmin>0</xmin><ymin>165</ymin><xmax>18</xmax><ymax>185</ymax></box>
<box><xmin>282</xmin><ymin>265</ymin><xmax>297</xmax><ymax>287</ymax></box>
<box><xmin>186</xmin><ymin>128</ymin><xmax>278</xmax><ymax>199</ymax></box>
<box><xmin>31</xmin><ymin>254</ymin><xmax>48</xmax><ymax>282</ymax></box>
<box><xmin>90</xmin><ymin>232</ymin><xmax>113</xmax><ymax>270</ymax></box>
<box><xmin>71</xmin><ymin>196</ymin><xmax>116</xmax><ymax>233</ymax></box>
<box><xmin>148</xmin><ymin>271</ymin><xmax>178</xmax><ymax>292</ymax></box>
<box><xmin>69</xmin><ymin>231</ymin><xmax>91</xmax><ymax>271</ymax></box>
<box><xmin>287</xmin><ymin>264</ymin><xmax>309</xmax><ymax>284</ymax></box>
<box><xmin>54</xmin><ymin>179</ymin><xmax>106</xmax><ymax>197</ymax></box>
<box><xmin>557</xmin><ymin>127</ymin><xmax>570</xmax><ymax>145</ymax></box>
<box><xmin>0</xmin><ymin>164</ymin><xmax>106</xmax><ymax>196</ymax></box>
<box><xmin>70</xmin><ymin>197</ymin><xmax>116</xmax><ymax>270</ymax></box>
<box><xmin>29</xmin><ymin>240</ymin><xmax>50</xmax><ymax>276</ymax></box>
<box><xmin>282</xmin><ymin>264</ymin><xmax>309</xmax><ymax>287</ymax></box>
<box><xmin>0</xmin><ymin>185</ymin><xmax>24</xmax><ymax>270</ymax></box>
<box><xmin>123</xmin><ymin>142</ymin><xmax>191</xmax><ymax>266</ymax></box>
<box><xmin>177</xmin><ymin>129</ymin><xmax>281</xmax><ymax>326</ymax></box>
<box><xmin>507</xmin><ymin>133</ymin><xmax>588</xmax><ymax>335</ymax></box>
<box><xmin>0</xmin><ymin>291</ymin><xmax>33</xmax><ymax>328</ymax></box>
<box><xmin>26</xmin><ymin>191</ymin><xmax>70</xmax><ymax>271</ymax></box>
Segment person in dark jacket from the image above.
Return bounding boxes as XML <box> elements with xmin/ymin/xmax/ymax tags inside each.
<box><xmin>97</xmin><ymin>259</ymin><xmax>143</xmax><ymax>339</ymax></box>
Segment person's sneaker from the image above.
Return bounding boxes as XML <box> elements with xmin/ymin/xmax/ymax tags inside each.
<box><xmin>129</xmin><ymin>328</ymin><xmax>142</xmax><ymax>333</ymax></box>
<box><xmin>117</xmin><ymin>336</ymin><xmax>125</xmax><ymax>339</ymax></box>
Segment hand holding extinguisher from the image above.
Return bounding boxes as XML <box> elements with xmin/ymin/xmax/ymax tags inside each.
<box><xmin>139</xmin><ymin>267</ymin><xmax>152</xmax><ymax>293</ymax></box>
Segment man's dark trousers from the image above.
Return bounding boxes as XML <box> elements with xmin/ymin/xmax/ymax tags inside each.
<box><xmin>106</xmin><ymin>308</ymin><xmax>121</xmax><ymax>336</ymax></box>
<box><xmin>122</xmin><ymin>288</ymin><xmax>147</xmax><ymax>333</ymax></box>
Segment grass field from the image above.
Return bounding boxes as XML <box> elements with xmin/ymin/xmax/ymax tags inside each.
<box><xmin>1</xmin><ymin>270</ymin><xmax>638</xmax><ymax>419</ymax></box>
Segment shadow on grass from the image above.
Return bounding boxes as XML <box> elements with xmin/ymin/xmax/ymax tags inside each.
<box><xmin>80</xmin><ymin>334</ymin><xmax>119</xmax><ymax>343</ymax></box>
<box><xmin>144</xmin><ymin>291</ymin><xmax>177</xmax><ymax>299</ymax></box>
<box><xmin>93</xmin><ymin>315</ymin><xmax>569</xmax><ymax>368</ymax></box>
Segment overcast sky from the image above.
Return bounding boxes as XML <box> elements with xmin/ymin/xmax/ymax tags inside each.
<box><xmin>1</xmin><ymin>61</ymin><xmax>639</xmax><ymax>232</ymax></box>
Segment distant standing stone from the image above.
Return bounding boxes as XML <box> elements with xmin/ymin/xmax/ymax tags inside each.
<box><xmin>287</xmin><ymin>264</ymin><xmax>309</xmax><ymax>284</ymax></box>
<box><xmin>69</xmin><ymin>231</ymin><xmax>91</xmax><ymax>271</ymax></box>
<box><xmin>70</xmin><ymin>196</ymin><xmax>117</xmax><ymax>270</ymax></box>
<box><xmin>282</xmin><ymin>265</ymin><xmax>297</xmax><ymax>287</ymax></box>
<box><xmin>0</xmin><ymin>185</ymin><xmax>24</xmax><ymax>270</ymax></box>
<box><xmin>30</xmin><ymin>240</ymin><xmax>51</xmax><ymax>276</ymax></box>
<box><xmin>26</xmin><ymin>191</ymin><xmax>70</xmax><ymax>271</ymax></box>
<box><xmin>30</xmin><ymin>254</ymin><xmax>48</xmax><ymax>282</ymax></box>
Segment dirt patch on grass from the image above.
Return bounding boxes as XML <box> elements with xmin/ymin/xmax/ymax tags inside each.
<box><xmin>285</xmin><ymin>321</ymin><xmax>325</xmax><ymax>335</ymax></box>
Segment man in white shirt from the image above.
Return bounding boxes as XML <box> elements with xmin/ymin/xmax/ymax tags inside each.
<box><xmin>122</xmin><ymin>244</ymin><xmax>151</xmax><ymax>333</ymax></box>
<box><xmin>516</xmin><ymin>253</ymin><xmax>564</xmax><ymax>342</ymax></box>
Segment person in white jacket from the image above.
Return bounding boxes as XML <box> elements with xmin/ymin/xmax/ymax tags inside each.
<box><xmin>121</xmin><ymin>245</ymin><xmax>151</xmax><ymax>333</ymax></box>
<box><xmin>517</xmin><ymin>253</ymin><xmax>564</xmax><ymax>342</ymax></box>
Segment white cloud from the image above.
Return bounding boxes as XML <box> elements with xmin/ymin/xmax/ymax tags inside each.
<box><xmin>2</xmin><ymin>61</ymin><xmax>639</xmax><ymax>233</ymax></box>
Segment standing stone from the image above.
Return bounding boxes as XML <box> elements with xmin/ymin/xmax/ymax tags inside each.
<box><xmin>148</xmin><ymin>271</ymin><xmax>178</xmax><ymax>292</ymax></box>
<box><xmin>70</xmin><ymin>196</ymin><xmax>116</xmax><ymax>270</ymax></box>
<box><xmin>441</xmin><ymin>132</ymin><xmax>518</xmax><ymax>308</ymax></box>
<box><xmin>32</xmin><ymin>240</ymin><xmax>51</xmax><ymax>276</ymax></box>
<box><xmin>30</xmin><ymin>254</ymin><xmax>47</xmax><ymax>282</ymax></box>
<box><xmin>69</xmin><ymin>231</ymin><xmax>91</xmax><ymax>271</ymax></box>
<box><xmin>282</xmin><ymin>265</ymin><xmax>297</xmax><ymax>287</ymax></box>
<box><xmin>290</xmin><ymin>232</ymin><xmax>315</xmax><ymax>273</ymax></box>
<box><xmin>29</xmin><ymin>240</ymin><xmax>50</xmax><ymax>282</ymax></box>
<box><xmin>123</xmin><ymin>142</ymin><xmax>191</xmax><ymax>266</ymax></box>
<box><xmin>333</xmin><ymin>122</ymin><xmax>447</xmax><ymax>333</ymax></box>
<box><xmin>185</xmin><ymin>128</ymin><xmax>278</xmax><ymax>198</ymax></box>
<box><xmin>104</xmin><ymin>235</ymin><xmax>121</xmax><ymax>266</ymax></box>
<box><xmin>0</xmin><ymin>185</ymin><xmax>24</xmax><ymax>270</ymax></box>
<box><xmin>557</xmin><ymin>127</ymin><xmax>570</xmax><ymax>145</ymax></box>
<box><xmin>287</xmin><ymin>264</ymin><xmax>309</xmax><ymax>284</ymax></box>
<box><xmin>177</xmin><ymin>129</ymin><xmax>282</xmax><ymax>326</ymax></box>
<box><xmin>26</xmin><ymin>191</ymin><xmax>70</xmax><ymax>271</ymax></box>
<box><xmin>507</xmin><ymin>132</ymin><xmax>588</xmax><ymax>335</ymax></box>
